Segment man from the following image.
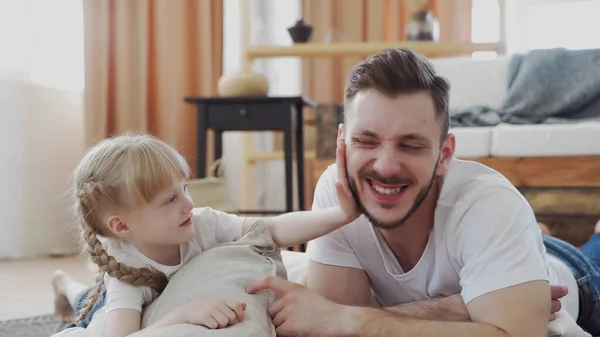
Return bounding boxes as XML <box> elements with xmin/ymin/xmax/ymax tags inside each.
<box><xmin>247</xmin><ymin>48</ymin><xmax>600</xmax><ymax>336</ymax></box>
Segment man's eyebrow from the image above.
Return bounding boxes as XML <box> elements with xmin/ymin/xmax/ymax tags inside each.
<box><xmin>353</xmin><ymin>130</ymin><xmax>378</xmax><ymax>138</ymax></box>
<box><xmin>402</xmin><ymin>133</ymin><xmax>429</xmax><ymax>141</ymax></box>
<box><xmin>351</xmin><ymin>130</ymin><xmax>431</xmax><ymax>144</ymax></box>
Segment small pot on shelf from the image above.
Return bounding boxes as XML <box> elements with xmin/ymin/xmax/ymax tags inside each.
<box><xmin>405</xmin><ymin>0</ymin><xmax>439</xmax><ymax>42</ymax></box>
<box><xmin>406</xmin><ymin>10</ymin><xmax>439</xmax><ymax>41</ymax></box>
<box><xmin>288</xmin><ymin>19</ymin><xmax>313</xmax><ymax>43</ymax></box>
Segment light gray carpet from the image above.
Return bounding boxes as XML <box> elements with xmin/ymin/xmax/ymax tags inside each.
<box><xmin>0</xmin><ymin>314</ymin><xmax>73</xmax><ymax>337</ymax></box>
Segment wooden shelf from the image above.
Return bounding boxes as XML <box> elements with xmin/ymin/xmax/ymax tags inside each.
<box><xmin>245</xmin><ymin>41</ymin><xmax>504</xmax><ymax>61</ymax></box>
<box><xmin>246</xmin><ymin>150</ymin><xmax>316</xmax><ymax>164</ymax></box>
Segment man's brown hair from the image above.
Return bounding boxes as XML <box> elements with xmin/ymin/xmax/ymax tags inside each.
<box><xmin>344</xmin><ymin>48</ymin><xmax>451</xmax><ymax>141</ymax></box>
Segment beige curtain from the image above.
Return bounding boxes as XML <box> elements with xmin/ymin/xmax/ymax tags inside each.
<box><xmin>301</xmin><ymin>0</ymin><xmax>472</xmax><ymax>103</ymax></box>
<box><xmin>82</xmin><ymin>0</ymin><xmax>223</xmax><ymax>176</ymax></box>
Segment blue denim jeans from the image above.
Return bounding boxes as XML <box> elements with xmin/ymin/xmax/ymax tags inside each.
<box><xmin>73</xmin><ymin>287</ymin><xmax>107</xmax><ymax>328</ymax></box>
<box><xmin>543</xmin><ymin>234</ymin><xmax>600</xmax><ymax>335</ymax></box>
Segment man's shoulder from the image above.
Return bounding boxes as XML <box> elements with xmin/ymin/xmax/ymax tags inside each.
<box><xmin>312</xmin><ymin>164</ymin><xmax>340</xmax><ymax>208</ymax></box>
<box><xmin>317</xmin><ymin>163</ymin><xmax>338</xmax><ymax>185</ymax></box>
<box><xmin>438</xmin><ymin>160</ymin><xmax>537</xmax><ymax>251</ymax></box>
<box><xmin>437</xmin><ymin>158</ymin><xmax>534</xmax><ymax>238</ymax></box>
<box><xmin>439</xmin><ymin>158</ymin><xmax>522</xmax><ymax>209</ymax></box>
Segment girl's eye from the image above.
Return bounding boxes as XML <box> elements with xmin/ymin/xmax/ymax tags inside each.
<box><xmin>168</xmin><ymin>195</ymin><xmax>176</xmax><ymax>203</ymax></box>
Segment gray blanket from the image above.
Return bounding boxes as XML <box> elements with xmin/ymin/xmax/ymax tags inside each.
<box><xmin>450</xmin><ymin>48</ymin><xmax>600</xmax><ymax>127</ymax></box>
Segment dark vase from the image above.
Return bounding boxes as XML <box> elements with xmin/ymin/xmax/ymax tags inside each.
<box><xmin>288</xmin><ymin>19</ymin><xmax>313</xmax><ymax>43</ymax></box>
<box><xmin>406</xmin><ymin>11</ymin><xmax>439</xmax><ymax>41</ymax></box>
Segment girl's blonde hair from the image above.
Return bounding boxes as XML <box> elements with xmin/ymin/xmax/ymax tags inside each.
<box><xmin>73</xmin><ymin>132</ymin><xmax>191</xmax><ymax>323</ymax></box>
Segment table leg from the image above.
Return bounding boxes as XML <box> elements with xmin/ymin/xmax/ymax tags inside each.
<box><xmin>196</xmin><ymin>104</ymin><xmax>207</xmax><ymax>178</ymax></box>
<box><xmin>284</xmin><ymin>126</ymin><xmax>294</xmax><ymax>213</ymax></box>
<box><xmin>213</xmin><ymin>130</ymin><xmax>223</xmax><ymax>176</ymax></box>
<box><xmin>295</xmin><ymin>102</ymin><xmax>305</xmax><ymax>211</ymax></box>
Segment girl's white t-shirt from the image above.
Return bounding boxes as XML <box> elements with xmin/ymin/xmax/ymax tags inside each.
<box><xmin>98</xmin><ymin>207</ymin><xmax>244</xmax><ymax>314</ymax></box>
<box><xmin>307</xmin><ymin>158</ymin><xmax>583</xmax><ymax>334</ymax></box>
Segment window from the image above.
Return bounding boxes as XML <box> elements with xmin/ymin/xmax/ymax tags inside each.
<box><xmin>525</xmin><ymin>0</ymin><xmax>600</xmax><ymax>50</ymax></box>
<box><xmin>0</xmin><ymin>0</ymin><xmax>84</xmax><ymax>91</ymax></box>
<box><xmin>471</xmin><ymin>0</ymin><xmax>501</xmax><ymax>43</ymax></box>
<box><xmin>471</xmin><ymin>0</ymin><xmax>501</xmax><ymax>59</ymax></box>
<box><xmin>471</xmin><ymin>0</ymin><xmax>600</xmax><ymax>55</ymax></box>
<box><xmin>0</xmin><ymin>0</ymin><xmax>31</xmax><ymax>78</ymax></box>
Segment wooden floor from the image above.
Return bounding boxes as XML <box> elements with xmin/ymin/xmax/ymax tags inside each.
<box><xmin>0</xmin><ymin>255</ymin><xmax>95</xmax><ymax>321</ymax></box>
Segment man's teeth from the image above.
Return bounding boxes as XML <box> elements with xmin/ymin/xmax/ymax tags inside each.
<box><xmin>372</xmin><ymin>184</ymin><xmax>404</xmax><ymax>195</ymax></box>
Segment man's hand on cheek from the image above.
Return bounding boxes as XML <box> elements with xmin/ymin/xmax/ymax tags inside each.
<box><xmin>246</xmin><ymin>275</ymin><xmax>351</xmax><ymax>337</ymax></box>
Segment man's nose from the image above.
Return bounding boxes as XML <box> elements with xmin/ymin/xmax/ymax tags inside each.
<box><xmin>372</xmin><ymin>146</ymin><xmax>401</xmax><ymax>178</ymax></box>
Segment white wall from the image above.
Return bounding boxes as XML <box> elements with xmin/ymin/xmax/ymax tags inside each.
<box><xmin>222</xmin><ymin>0</ymin><xmax>302</xmax><ymax>212</ymax></box>
<box><xmin>0</xmin><ymin>81</ymin><xmax>85</xmax><ymax>258</ymax></box>
<box><xmin>0</xmin><ymin>80</ymin><xmax>26</xmax><ymax>258</ymax></box>
<box><xmin>0</xmin><ymin>0</ymin><xmax>85</xmax><ymax>258</ymax></box>
<box><xmin>23</xmin><ymin>85</ymin><xmax>85</xmax><ymax>257</ymax></box>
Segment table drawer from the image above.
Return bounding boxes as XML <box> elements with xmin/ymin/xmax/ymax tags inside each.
<box><xmin>206</xmin><ymin>103</ymin><xmax>293</xmax><ymax>130</ymax></box>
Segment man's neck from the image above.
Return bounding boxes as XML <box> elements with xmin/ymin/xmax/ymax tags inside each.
<box><xmin>378</xmin><ymin>177</ymin><xmax>441</xmax><ymax>272</ymax></box>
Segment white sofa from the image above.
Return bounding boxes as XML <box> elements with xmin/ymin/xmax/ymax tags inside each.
<box><xmin>431</xmin><ymin>55</ymin><xmax>600</xmax><ymax>159</ymax></box>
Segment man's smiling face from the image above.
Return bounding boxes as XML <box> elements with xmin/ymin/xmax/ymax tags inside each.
<box><xmin>343</xmin><ymin>88</ymin><xmax>450</xmax><ymax>229</ymax></box>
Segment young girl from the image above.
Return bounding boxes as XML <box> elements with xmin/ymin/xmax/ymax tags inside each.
<box><xmin>51</xmin><ymin>132</ymin><xmax>358</xmax><ymax>337</ymax></box>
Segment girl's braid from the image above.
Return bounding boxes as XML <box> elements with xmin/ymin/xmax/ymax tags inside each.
<box><xmin>75</xmin><ymin>192</ymin><xmax>168</xmax><ymax>324</ymax></box>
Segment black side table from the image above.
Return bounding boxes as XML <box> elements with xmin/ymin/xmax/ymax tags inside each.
<box><xmin>184</xmin><ymin>96</ymin><xmax>311</xmax><ymax>215</ymax></box>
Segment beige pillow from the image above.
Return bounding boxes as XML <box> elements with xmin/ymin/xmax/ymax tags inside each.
<box><xmin>51</xmin><ymin>222</ymin><xmax>579</xmax><ymax>337</ymax></box>
<box><xmin>53</xmin><ymin>220</ymin><xmax>285</xmax><ymax>337</ymax></box>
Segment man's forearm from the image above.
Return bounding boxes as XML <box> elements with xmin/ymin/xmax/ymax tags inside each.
<box><xmin>385</xmin><ymin>294</ymin><xmax>471</xmax><ymax>322</ymax></box>
<box><xmin>340</xmin><ymin>306</ymin><xmax>508</xmax><ymax>337</ymax></box>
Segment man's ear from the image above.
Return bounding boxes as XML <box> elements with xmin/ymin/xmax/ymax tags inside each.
<box><xmin>107</xmin><ymin>215</ymin><xmax>131</xmax><ymax>238</ymax></box>
<box><xmin>436</xmin><ymin>133</ymin><xmax>456</xmax><ymax>176</ymax></box>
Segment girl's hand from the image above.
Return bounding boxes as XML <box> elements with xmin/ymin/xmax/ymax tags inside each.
<box><xmin>182</xmin><ymin>298</ymin><xmax>247</xmax><ymax>329</ymax></box>
<box><xmin>335</xmin><ymin>138</ymin><xmax>360</xmax><ymax>223</ymax></box>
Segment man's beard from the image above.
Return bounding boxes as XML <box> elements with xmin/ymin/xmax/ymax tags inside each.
<box><xmin>348</xmin><ymin>160</ymin><xmax>439</xmax><ymax>230</ymax></box>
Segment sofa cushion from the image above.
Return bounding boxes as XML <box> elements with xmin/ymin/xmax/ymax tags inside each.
<box><xmin>431</xmin><ymin>56</ymin><xmax>509</xmax><ymax>110</ymax></box>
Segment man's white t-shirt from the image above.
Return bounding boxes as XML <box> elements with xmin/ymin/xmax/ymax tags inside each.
<box><xmin>98</xmin><ymin>206</ymin><xmax>244</xmax><ymax>314</ymax></box>
<box><xmin>307</xmin><ymin>158</ymin><xmax>583</xmax><ymax>334</ymax></box>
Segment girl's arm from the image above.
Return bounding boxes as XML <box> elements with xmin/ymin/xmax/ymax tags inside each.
<box><xmin>115</xmin><ymin>298</ymin><xmax>246</xmax><ymax>336</ymax></box>
<box><xmin>242</xmin><ymin>139</ymin><xmax>358</xmax><ymax>248</ymax></box>
<box><xmin>106</xmin><ymin>304</ymin><xmax>199</xmax><ymax>337</ymax></box>
<box><xmin>243</xmin><ymin>182</ymin><xmax>359</xmax><ymax>248</ymax></box>
<box><xmin>103</xmin><ymin>283</ymin><xmax>188</xmax><ymax>336</ymax></box>
<box><xmin>106</xmin><ymin>309</ymin><xmax>143</xmax><ymax>337</ymax></box>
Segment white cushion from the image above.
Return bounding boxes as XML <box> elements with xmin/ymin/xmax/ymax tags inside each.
<box><xmin>281</xmin><ymin>250</ymin><xmax>309</xmax><ymax>286</ymax></box>
<box><xmin>450</xmin><ymin>126</ymin><xmax>493</xmax><ymax>158</ymax></box>
<box><xmin>490</xmin><ymin>122</ymin><xmax>600</xmax><ymax>157</ymax></box>
<box><xmin>430</xmin><ymin>56</ymin><xmax>509</xmax><ymax>110</ymax></box>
